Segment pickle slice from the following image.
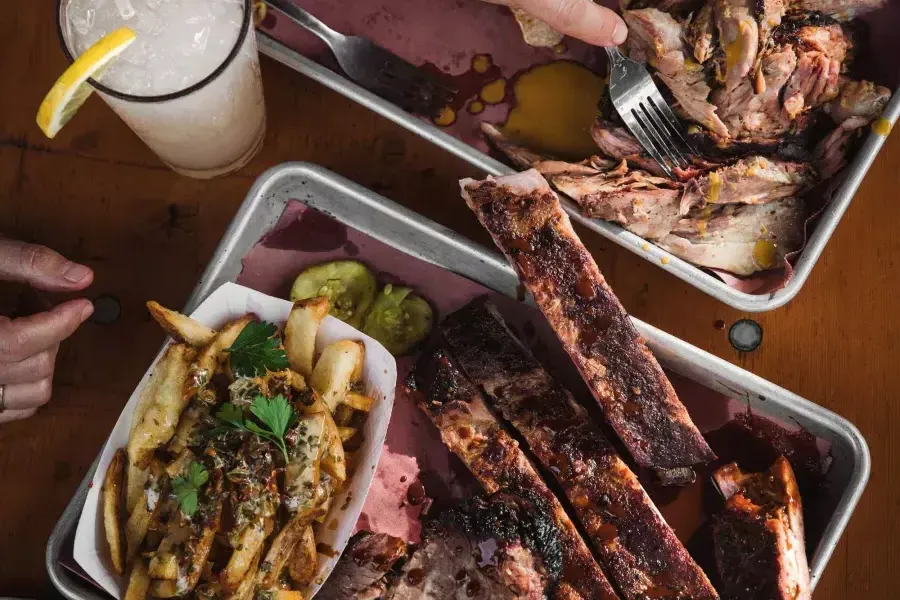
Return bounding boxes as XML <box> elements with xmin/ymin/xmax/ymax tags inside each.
<box><xmin>362</xmin><ymin>285</ymin><xmax>434</xmax><ymax>356</ymax></box>
<box><xmin>290</xmin><ymin>261</ymin><xmax>377</xmax><ymax>328</ymax></box>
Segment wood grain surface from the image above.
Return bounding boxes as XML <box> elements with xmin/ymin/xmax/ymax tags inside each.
<box><xmin>1</xmin><ymin>2</ymin><xmax>897</xmax><ymax>598</ymax></box>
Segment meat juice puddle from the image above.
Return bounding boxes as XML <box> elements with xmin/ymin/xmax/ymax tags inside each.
<box><xmin>431</xmin><ymin>58</ymin><xmax>606</xmax><ymax>160</ymax></box>
<box><xmin>501</xmin><ymin>61</ymin><xmax>607</xmax><ymax>160</ymax></box>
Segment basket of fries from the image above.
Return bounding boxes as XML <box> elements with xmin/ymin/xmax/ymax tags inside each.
<box><xmin>72</xmin><ymin>282</ymin><xmax>397</xmax><ymax>599</ymax></box>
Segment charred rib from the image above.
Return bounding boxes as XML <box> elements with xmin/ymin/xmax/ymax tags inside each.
<box><xmin>460</xmin><ymin>171</ymin><xmax>715</xmax><ymax>472</ymax></box>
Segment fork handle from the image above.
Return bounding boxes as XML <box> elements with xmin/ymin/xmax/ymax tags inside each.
<box><xmin>604</xmin><ymin>46</ymin><xmax>627</xmax><ymax>69</ymax></box>
<box><xmin>265</xmin><ymin>0</ymin><xmax>343</xmax><ymax>47</ymax></box>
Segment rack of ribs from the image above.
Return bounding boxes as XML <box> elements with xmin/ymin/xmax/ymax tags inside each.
<box><xmin>441</xmin><ymin>299</ymin><xmax>718</xmax><ymax>600</ymax></box>
<box><xmin>712</xmin><ymin>457</ymin><xmax>811</xmax><ymax>600</ymax></box>
<box><xmin>411</xmin><ymin>348</ymin><xmax>620</xmax><ymax>600</ymax></box>
<box><xmin>460</xmin><ymin>170</ymin><xmax>715</xmax><ymax>478</ymax></box>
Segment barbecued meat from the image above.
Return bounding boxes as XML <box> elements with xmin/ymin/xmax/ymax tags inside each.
<box><xmin>752</xmin><ymin>0</ymin><xmax>787</xmax><ymax>94</ymax></box>
<box><xmin>713</xmin><ymin>46</ymin><xmax>799</xmax><ymax>139</ymax></box>
<box><xmin>318</xmin><ymin>532</ymin><xmax>408</xmax><ymax>600</ymax></box>
<box><xmin>510</xmin><ymin>8</ymin><xmax>564</xmax><ymax>48</ymax></box>
<box><xmin>621</xmin><ymin>0</ymin><xmax>706</xmax><ymax>12</ymax></box>
<box><xmin>714</xmin><ymin>0</ymin><xmax>760</xmax><ymax>90</ymax></box>
<box><xmin>590</xmin><ymin>119</ymin><xmax>662</xmax><ymax>173</ymax></box>
<box><xmin>414</xmin><ymin>349</ymin><xmax>619</xmax><ymax>600</ymax></box>
<box><xmin>460</xmin><ymin>171</ymin><xmax>714</xmax><ymax>472</ymax></box>
<box><xmin>687</xmin><ymin>3</ymin><xmax>717</xmax><ymax>63</ymax></box>
<box><xmin>442</xmin><ymin>300</ymin><xmax>719</xmax><ymax>599</ymax></box>
<box><xmin>793</xmin><ymin>0</ymin><xmax>886</xmax><ymax>19</ymax></box>
<box><xmin>815</xmin><ymin>77</ymin><xmax>892</xmax><ymax>178</ymax></box>
<box><xmin>680</xmin><ymin>156</ymin><xmax>812</xmax><ymax>213</ymax></box>
<box><xmin>659</xmin><ymin>198</ymin><xmax>804</xmax><ymax>274</ymax></box>
<box><xmin>712</xmin><ymin>457</ymin><xmax>811</xmax><ymax>600</ymax></box>
<box><xmin>537</xmin><ymin>159</ymin><xmax>684</xmax><ymax>239</ymax></box>
<box><xmin>385</xmin><ymin>493</ymin><xmax>557</xmax><ymax>600</ymax></box>
<box><xmin>776</xmin><ymin>19</ymin><xmax>850</xmax><ymax>118</ymax></box>
<box><xmin>824</xmin><ymin>77</ymin><xmax>891</xmax><ymax>124</ymax></box>
<box><xmin>625</xmin><ymin>8</ymin><xmax>730</xmax><ymax>137</ymax></box>
<box><xmin>481</xmin><ymin>123</ymin><xmax>553</xmax><ymax>170</ymax></box>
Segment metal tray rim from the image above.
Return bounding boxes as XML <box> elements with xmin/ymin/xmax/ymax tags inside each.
<box><xmin>47</xmin><ymin>162</ymin><xmax>871</xmax><ymax>599</ymax></box>
<box><xmin>256</xmin><ymin>32</ymin><xmax>900</xmax><ymax>313</ymax></box>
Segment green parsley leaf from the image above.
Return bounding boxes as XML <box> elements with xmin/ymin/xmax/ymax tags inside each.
<box><xmin>216</xmin><ymin>402</ymin><xmax>245</xmax><ymax>428</ymax></box>
<box><xmin>213</xmin><ymin>395</ymin><xmax>297</xmax><ymax>464</ymax></box>
<box><xmin>250</xmin><ymin>395</ymin><xmax>294</xmax><ymax>439</ymax></box>
<box><xmin>226</xmin><ymin>321</ymin><xmax>289</xmax><ymax>377</ymax></box>
<box><xmin>171</xmin><ymin>462</ymin><xmax>208</xmax><ymax>518</ymax></box>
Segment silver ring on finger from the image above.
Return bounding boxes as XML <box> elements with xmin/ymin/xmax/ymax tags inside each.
<box><xmin>0</xmin><ymin>383</ymin><xmax>6</xmax><ymax>413</ymax></box>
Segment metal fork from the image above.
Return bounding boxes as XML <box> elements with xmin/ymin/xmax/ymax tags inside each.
<box><xmin>605</xmin><ymin>47</ymin><xmax>696</xmax><ymax>179</ymax></box>
<box><xmin>266</xmin><ymin>0</ymin><xmax>457</xmax><ymax>117</ymax></box>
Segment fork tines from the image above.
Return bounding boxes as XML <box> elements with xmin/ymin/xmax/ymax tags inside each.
<box><xmin>620</xmin><ymin>91</ymin><xmax>696</xmax><ymax>179</ymax></box>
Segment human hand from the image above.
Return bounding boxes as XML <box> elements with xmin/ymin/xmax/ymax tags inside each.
<box><xmin>485</xmin><ymin>0</ymin><xmax>628</xmax><ymax>46</ymax></box>
<box><xmin>0</xmin><ymin>239</ymin><xmax>94</xmax><ymax>424</ymax></box>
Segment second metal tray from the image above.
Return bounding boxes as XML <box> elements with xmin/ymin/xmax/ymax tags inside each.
<box><xmin>48</xmin><ymin>163</ymin><xmax>870</xmax><ymax>599</ymax></box>
<box><xmin>256</xmin><ymin>29</ymin><xmax>900</xmax><ymax>313</ymax></box>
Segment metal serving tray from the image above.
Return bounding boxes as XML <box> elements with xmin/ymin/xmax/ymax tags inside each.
<box><xmin>48</xmin><ymin>163</ymin><xmax>870</xmax><ymax>599</ymax></box>
<box><xmin>256</xmin><ymin>31</ymin><xmax>900</xmax><ymax>313</ymax></box>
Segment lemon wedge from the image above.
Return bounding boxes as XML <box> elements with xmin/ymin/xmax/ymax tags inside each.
<box><xmin>37</xmin><ymin>27</ymin><xmax>136</xmax><ymax>139</ymax></box>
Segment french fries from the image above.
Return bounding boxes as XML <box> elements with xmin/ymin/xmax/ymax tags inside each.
<box><xmin>343</xmin><ymin>390</ymin><xmax>374</xmax><ymax>412</ymax></box>
<box><xmin>127</xmin><ymin>343</ymin><xmax>194</xmax><ymax>469</ymax></box>
<box><xmin>123</xmin><ymin>560</ymin><xmax>151</xmax><ymax>600</ymax></box>
<box><xmin>102</xmin><ymin>297</ymin><xmax>378</xmax><ymax>599</ymax></box>
<box><xmin>147</xmin><ymin>301</ymin><xmax>217</xmax><ymax>347</ymax></box>
<box><xmin>226</xmin><ymin>551</ymin><xmax>260</xmax><ymax>600</ymax></box>
<box><xmin>285</xmin><ymin>297</ymin><xmax>329</xmax><ymax>378</ymax></box>
<box><xmin>287</xmin><ymin>526</ymin><xmax>317</xmax><ymax>586</ymax></box>
<box><xmin>102</xmin><ymin>449</ymin><xmax>126</xmax><ymax>575</ymax></box>
<box><xmin>222</xmin><ymin>519</ymin><xmax>272</xmax><ymax>593</ymax></box>
<box><xmin>310</xmin><ymin>340</ymin><xmax>365</xmax><ymax>412</ymax></box>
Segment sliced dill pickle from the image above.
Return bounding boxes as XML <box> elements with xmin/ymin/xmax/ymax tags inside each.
<box><xmin>290</xmin><ymin>261</ymin><xmax>377</xmax><ymax>328</ymax></box>
<box><xmin>362</xmin><ymin>285</ymin><xmax>433</xmax><ymax>356</ymax></box>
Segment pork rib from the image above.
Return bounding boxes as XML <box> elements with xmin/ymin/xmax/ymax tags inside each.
<box><xmin>712</xmin><ymin>457</ymin><xmax>811</xmax><ymax>600</ymax></box>
<box><xmin>413</xmin><ymin>349</ymin><xmax>620</xmax><ymax>600</ymax></box>
<box><xmin>441</xmin><ymin>300</ymin><xmax>719</xmax><ymax>600</ymax></box>
<box><xmin>459</xmin><ymin>171</ymin><xmax>715</xmax><ymax>473</ymax></box>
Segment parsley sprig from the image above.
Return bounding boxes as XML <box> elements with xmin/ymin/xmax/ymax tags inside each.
<box><xmin>215</xmin><ymin>395</ymin><xmax>298</xmax><ymax>463</ymax></box>
<box><xmin>226</xmin><ymin>321</ymin><xmax>289</xmax><ymax>377</ymax></box>
<box><xmin>171</xmin><ymin>462</ymin><xmax>209</xmax><ymax>518</ymax></box>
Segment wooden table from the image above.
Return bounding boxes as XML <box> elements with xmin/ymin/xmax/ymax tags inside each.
<box><xmin>1</xmin><ymin>2</ymin><xmax>897</xmax><ymax>598</ymax></box>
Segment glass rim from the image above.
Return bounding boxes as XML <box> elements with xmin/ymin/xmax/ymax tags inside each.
<box><xmin>56</xmin><ymin>0</ymin><xmax>252</xmax><ymax>104</ymax></box>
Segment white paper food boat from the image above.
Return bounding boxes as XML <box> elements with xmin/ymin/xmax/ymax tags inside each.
<box><xmin>73</xmin><ymin>282</ymin><xmax>398</xmax><ymax>598</ymax></box>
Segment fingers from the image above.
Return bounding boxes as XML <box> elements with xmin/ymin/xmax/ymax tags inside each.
<box><xmin>0</xmin><ymin>408</ymin><xmax>38</xmax><ymax>425</ymax></box>
<box><xmin>2</xmin><ymin>378</ymin><xmax>53</xmax><ymax>411</ymax></box>
<box><xmin>0</xmin><ymin>239</ymin><xmax>94</xmax><ymax>292</ymax></box>
<box><xmin>0</xmin><ymin>345</ymin><xmax>58</xmax><ymax>385</ymax></box>
<box><xmin>0</xmin><ymin>299</ymin><xmax>93</xmax><ymax>362</ymax></box>
<box><xmin>495</xmin><ymin>0</ymin><xmax>628</xmax><ymax>46</ymax></box>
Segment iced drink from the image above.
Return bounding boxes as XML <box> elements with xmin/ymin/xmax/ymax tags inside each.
<box><xmin>60</xmin><ymin>0</ymin><xmax>266</xmax><ymax>178</ymax></box>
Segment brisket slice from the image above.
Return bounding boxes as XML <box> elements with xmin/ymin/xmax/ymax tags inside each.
<box><xmin>413</xmin><ymin>349</ymin><xmax>620</xmax><ymax>600</ymax></box>
<box><xmin>441</xmin><ymin>300</ymin><xmax>719</xmax><ymax>600</ymax></box>
<box><xmin>318</xmin><ymin>532</ymin><xmax>408</xmax><ymax>600</ymax></box>
<box><xmin>460</xmin><ymin>170</ymin><xmax>715</xmax><ymax>474</ymax></box>
<box><xmin>712</xmin><ymin>457</ymin><xmax>811</xmax><ymax>600</ymax></box>
<box><xmin>384</xmin><ymin>492</ymin><xmax>557</xmax><ymax>600</ymax></box>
